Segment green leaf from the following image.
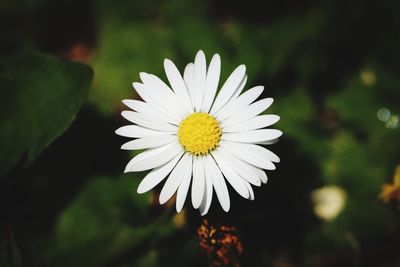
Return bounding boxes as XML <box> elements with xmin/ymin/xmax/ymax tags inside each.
<box><xmin>0</xmin><ymin>52</ymin><xmax>93</xmax><ymax>176</ymax></box>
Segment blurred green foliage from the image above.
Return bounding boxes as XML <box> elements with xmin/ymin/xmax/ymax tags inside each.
<box><xmin>40</xmin><ymin>176</ymin><xmax>174</xmax><ymax>267</ymax></box>
<box><xmin>1</xmin><ymin>0</ymin><xmax>400</xmax><ymax>266</ymax></box>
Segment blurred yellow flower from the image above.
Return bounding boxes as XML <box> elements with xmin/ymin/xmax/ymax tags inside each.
<box><xmin>380</xmin><ymin>165</ymin><xmax>400</xmax><ymax>204</ymax></box>
<box><xmin>312</xmin><ymin>185</ymin><xmax>347</xmax><ymax>221</ymax></box>
<box><xmin>173</xmin><ymin>210</ymin><xmax>186</xmax><ymax>228</ymax></box>
<box><xmin>360</xmin><ymin>68</ymin><xmax>377</xmax><ymax>86</ymax></box>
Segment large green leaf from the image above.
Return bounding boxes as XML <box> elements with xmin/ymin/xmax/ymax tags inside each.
<box><xmin>0</xmin><ymin>52</ymin><xmax>93</xmax><ymax>177</ymax></box>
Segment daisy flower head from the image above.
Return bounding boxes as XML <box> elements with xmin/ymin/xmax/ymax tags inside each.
<box><xmin>116</xmin><ymin>50</ymin><xmax>282</xmax><ymax>215</ymax></box>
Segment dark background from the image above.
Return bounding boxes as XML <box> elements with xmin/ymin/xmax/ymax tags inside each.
<box><xmin>1</xmin><ymin>0</ymin><xmax>400</xmax><ymax>266</ymax></box>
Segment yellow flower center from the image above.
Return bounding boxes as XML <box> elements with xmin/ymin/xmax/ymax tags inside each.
<box><xmin>178</xmin><ymin>113</ymin><xmax>222</xmax><ymax>156</ymax></box>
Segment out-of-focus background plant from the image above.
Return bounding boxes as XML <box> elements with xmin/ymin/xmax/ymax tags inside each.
<box><xmin>1</xmin><ymin>0</ymin><xmax>400</xmax><ymax>266</ymax></box>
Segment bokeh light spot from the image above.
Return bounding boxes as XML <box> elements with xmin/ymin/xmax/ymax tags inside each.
<box><xmin>377</xmin><ymin>107</ymin><xmax>391</xmax><ymax>122</ymax></box>
<box><xmin>385</xmin><ymin>115</ymin><xmax>399</xmax><ymax>129</ymax></box>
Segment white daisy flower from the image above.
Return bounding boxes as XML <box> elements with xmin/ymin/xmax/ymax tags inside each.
<box><xmin>116</xmin><ymin>50</ymin><xmax>282</xmax><ymax>215</ymax></box>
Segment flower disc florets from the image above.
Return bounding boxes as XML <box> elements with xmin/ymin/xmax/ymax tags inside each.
<box><xmin>178</xmin><ymin>113</ymin><xmax>222</xmax><ymax>156</ymax></box>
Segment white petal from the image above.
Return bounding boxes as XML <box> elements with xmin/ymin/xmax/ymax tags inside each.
<box><xmin>159</xmin><ymin>153</ymin><xmax>191</xmax><ymax>204</ymax></box>
<box><xmin>223</xmin><ymin>115</ymin><xmax>280</xmax><ymax>132</ymax></box>
<box><xmin>164</xmin><ymin>59</ymin><xmax>193</xmax><ymax>113</ymax></box>
<box><xmin>121</xmin><ymin>135</ymin><xmax>176</xmax><ymax>150</ymax></box>
<box><xmin>216</xmin><ymin>147</ymin><xmax>261</xmax><ymax>186</ymax></box>
<box><xmin>116</xmin><ymin>125</ymin><xmax>173</xmax><ymax>138</ymax></box>
<box><xmin>191</xmin><ymin>156</ymin><xmax>205</xmax><ymax>209</ymax></box>
<box><xmin>244</xmin><ymin>181</ymin><xmax>255</xmax><ymax>200</ymax></box>
<box><xmin>212</xmin><ymin>150</ymin><xmax>250</xmax><ymax>199</ymax></box>
<box><xmin>125</xmin><ymin>141</ymin><xmax>183</xmax><ymax>172</ymax></box>
<box><xmin>176</xmin><ymin>154</ymin><xmax>193</xmax><ymax>212</ymax></box>
<box><xmin>222</xmin><ymin>129</ymin><xmax>283</xmax><ymax>143</ymax></box>
<box><xmin>200</xmin><ymin>54</ymin><xmax>221</xmax><ymax>113</ymax></box>
<box><xmin>230</xmin><ymin>75</ymin><xmax>247</xmax><ymax>102</ymax></box>
<box><xmin>183</xmin><ymin>63</ymin><xmax>195</xmax><ymax>105</ymax></box>
<box><xmin>258</xmin><ymin>139</ymin><xmax>280</xmax><ymax>145</ymax></box>
<box><xmin>122</xmin><ymin>99</ymin><xmax>177</xmax><ymax>126</ymax></box>
<box><xmin>137</xmin><ymin>153</ymin><xmax>183</xmax><ymax>193</ymax></box>
<box><xmin>121</xmin><ymin>111</ymin><xmax>178</xmax><ymax>132</ymax></box>
<box><xmin>205</xmin><ymin>155</ymin><xmax>230</xmax><ymax>212</ymax></box>
<box><xmin>221</xmin><ymin>98</ymin><xmax>274</xmax><ymax>127</ymax></box>
<box><xmin>217</xmin><ymin>75</ymin><xmax>247</xmax><ymax>116</ymax></box>
<box><xmin>132</xmin><ymin>82</ymin><xmax>180</xmax><ymax>124</ymax></box>
<box><xmin>224</xmin><ymin>140</ymin><xmax>280</xmax><ymax>162</ymax></box>
<box><xmin>215</xmin><ymin>86</ymin><xmax>264</xmax><ymax>121</ymax></box>
<box><xmin>140</xmin><ymin>73</ymin><xmax>186</xmax><ymax>119</ymax></box>
<box><xmin>199</xmin><ymin>159</ymin><xmax>214</xmax><ymax>215</ymax></box>
<box><xmin>220</xmin><ymin>140</ymin><xmax>277</xmax><ymax>170</ymax></box>
<box><xmin>139</xmin><ymin>73</ymin><xmax>175</xmax><ymax>101</ymax></box>
<box><xmin>210</xmin><ymin>65</ymin><xmax>246</xmax><ymax>114</ymax></box>
<box><xmin>251</xmin><ymin>166</ymin><xmax>268</xmax><ymax>184</ymax></box>
<box><xmin>193</xmin><ymin>50</ymin><xmax>207</xmax><ymax>112</ymax></box>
